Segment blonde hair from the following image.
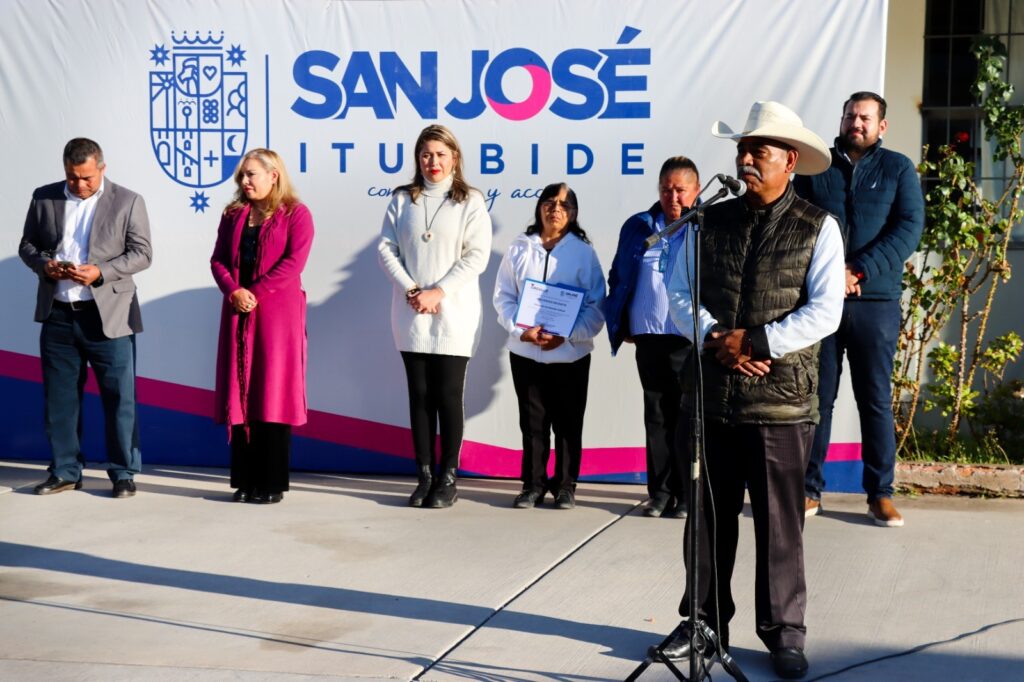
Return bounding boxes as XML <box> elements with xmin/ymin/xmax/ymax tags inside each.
<box><xmin>395</xmin><ymin>124</ymin><xmax>474</xmax><ymax>204</ymax></box>
<box><xmin>225</xmin><ymin>148</ymin><xmax>300</xmax><ymax>216</ymax></box>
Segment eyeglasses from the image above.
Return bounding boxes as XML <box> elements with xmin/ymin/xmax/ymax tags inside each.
<box><xmin>541</xmin><ymin>199</ymin><xmax>570</xmax><ymax>212</ymax></box>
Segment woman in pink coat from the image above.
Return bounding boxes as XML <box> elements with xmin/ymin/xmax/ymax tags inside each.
<box><xmin>211</xmin><ymin>148</ymin><xmax>314</xmax><ymax>504</ymax></box>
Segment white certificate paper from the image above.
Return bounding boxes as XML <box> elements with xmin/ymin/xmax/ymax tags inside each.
<box><xmin>513</xmin><ymin>279</ymin><xmax>586</xmax><ymax>337</ymax></box>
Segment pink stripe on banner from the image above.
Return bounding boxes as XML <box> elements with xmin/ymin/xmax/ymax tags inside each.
<box><xmin>0</xmin><ymin>348</ymin><xmax>215</xmax><ymax>418</ymax></box>
<box><xmin>137</xmin><ymin>379</ymin><xmax>214</xmax><ymax>417</ymax></box>
<box><xmin>298</xmin><ymin>409</ymin><xmax>414</xmax><ymax>459</ymax></box>
<box><xmin>0</xmin><ymin>349</ymin><xmax>42</xmax><ymax>383</ymax></box>
<box><xmin>826</xmin><ymin>442</ymin><xmax>862</xmax><ymax>462</ymax></box>
<box><xmin>0</xmin><ymin>348</ymin><xmax>647</xmax><ymax>477</ymax></box>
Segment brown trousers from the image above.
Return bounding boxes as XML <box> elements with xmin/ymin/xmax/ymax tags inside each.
<box><xmin>679</xmin><ymin>421</ymin><xmax>813</xmax><ymax>651</ymax></box>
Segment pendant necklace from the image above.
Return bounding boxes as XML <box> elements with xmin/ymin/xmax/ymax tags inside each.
<box><xmin>422</xmin><ymin>195</ymin><xmax>446</xmax><ymax>242</ymax></box>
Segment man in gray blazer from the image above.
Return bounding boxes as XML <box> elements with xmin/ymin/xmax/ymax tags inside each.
<box><xmin>19</xmin><ymin>138</ymin><xmax>153</xmax><ymax>498</ymax></box>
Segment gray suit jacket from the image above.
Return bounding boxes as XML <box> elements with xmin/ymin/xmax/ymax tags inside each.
<box><xmin>19</xmin><ymin>180</ymin><xmax>153</xmax><ymax>339</ymax></box>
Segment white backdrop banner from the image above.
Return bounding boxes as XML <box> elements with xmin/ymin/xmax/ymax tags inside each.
<box><xmin>0</xmin><ymin>0</ymin><xmax>886</xmax><ymax>482</ymax></box>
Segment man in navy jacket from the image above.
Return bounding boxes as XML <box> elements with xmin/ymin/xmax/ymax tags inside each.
<box><xmin>793</xmin><ymin>92</ymin><xmax>924</xmax><ymax>527</ymax></box>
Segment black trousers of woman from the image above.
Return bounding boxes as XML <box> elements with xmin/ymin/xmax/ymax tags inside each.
<box><xmin>230</xmin><ymin>422</ymin><xmax>291</xmax><ymax>492</ymax></box>
<box><xmin>400</xmin><ymin>352</ymin><xmax>470</xmax><ymax>472</ymax></box>
<box><xmin>509</xmin><ymin>352</ymin><xmax>591</xmax><ymax>494</ymax></box>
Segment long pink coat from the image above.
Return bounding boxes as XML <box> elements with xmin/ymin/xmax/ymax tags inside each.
<box><xmin>211</xmin><ymin>202</ymin><xmax>314</xmax><ymax>427</ymax></box>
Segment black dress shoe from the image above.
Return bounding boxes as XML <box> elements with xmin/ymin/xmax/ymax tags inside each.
<box><xmin>771</xmin><ymin>647</ymin><xmax>809</xmax><ymax>679</ymax></box>
<box><xmin>555</xmin><ymin>488</ymin><xmax>575</xmax><ymax>509</ymax></box>
<box><xmin>408</xmin><ymin>466</ymin><xmax>433</xmax><ymax>507</ymax></box>
<box><xmin>232</xmin><ymin>488</ymin><xmax>251</xmax><ymax>503</ymax></box>
<box><xmin>659</xmin><ymin>624</ymin><xmax>693</xmax><ymax>661</ymax></box>
<box><xmin>426</xmin><ymin>468</ymin><xmax>458</xmax><ymax>508</ymax></box>
<box><xmin>643</xmin><ymin>496</ymin><xmax>669</xmax><ymax>517</ymax></box>
<box><xmin>513</xmin><ymin>489</ymin><xmax>541</xmax><ymax>508</ymax></box>
<box><xmin>251</xmin><ymin>490</ymin><xmax>283</xmax><ymax>504</ymax></box>
<box><xmin>665</xmin><ymin>498</ymin><xmax>688</xmax><ymax>519</ymax></box>
<box><xmin>112</xmin><ymin>480</ymin><xmax>136</xmax><ymax>498</ymax></box>
<box><xmin>34</xmin><ymin>475</ymin><xmax>83</xmax><ymax>495</ymax></box>
<box><xmin>654</xmin><ymin>623</ymin><xmax>728</xmax><ymax>661</ymax></box>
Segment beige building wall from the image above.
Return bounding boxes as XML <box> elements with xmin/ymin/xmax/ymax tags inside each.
<box><xmin>884</xmin><ymin>0</ymin><xmax>926</xmax><ymax>159</ymax></box>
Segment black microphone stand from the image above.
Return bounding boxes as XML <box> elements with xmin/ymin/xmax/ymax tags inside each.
<box><xmin>626</xmin><ymin>179</ymin><xmax>747</xmax><ymax>682</ymax></box>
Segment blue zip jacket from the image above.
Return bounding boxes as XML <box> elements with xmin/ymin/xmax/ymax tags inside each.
<box><xmin>604</xmin><ymin>202</ymin><xmax>663</xmax><ymax>355</ymax></box>
<box><xmin>793</xmin><ymin>138</ymin><xmax>924</xmax><ymax>301</ymax></box>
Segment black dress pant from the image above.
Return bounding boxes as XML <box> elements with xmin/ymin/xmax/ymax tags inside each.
<box><xmin>231</xmin><ymin>422</ymin><xmax>291</xmax><ymax>492</ymax></box>
<box><xmin>633</xmin><ymin>334</ymin><xmax>690</xmax><ymax>502</ymax></box>
<box><xmin>509</xmin><ymin>352</ymin><xmax>591</xmax><ymax>493</ymax></box>
<box><xmin>400</xmin><ymin>352</ymin><xmax>469</xmax><ymax>472</ymax></box>
<box><xmin>679</xmin><ymin>421</ymin><xmax>813</xmax><ymax>651</ymax></box>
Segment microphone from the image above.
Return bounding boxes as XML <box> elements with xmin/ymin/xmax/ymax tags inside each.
<box><xmin>716</xmin><ymin>174</ymin><xmax>746</xmax><ymax>196</ymax></box>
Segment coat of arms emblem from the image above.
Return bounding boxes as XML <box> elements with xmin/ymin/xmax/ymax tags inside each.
<box><xmin>149</xmin><ymin>31</ymin><xmax>248</xmax><ymax>211</ymax></box>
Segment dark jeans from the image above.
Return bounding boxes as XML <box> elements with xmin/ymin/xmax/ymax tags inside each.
<box><xmin>509</xmin><ymin>352</ymin><xmax>591</xmax><ymax>493</ymax></box>
<box><xmin>231</xmin><ymin>422</ymin><xmax>291</xmax><ymax>492</ymax></box>
<box><xmin>40</xmin><ymin>302</ymin><xmax>141</xmax><ymax>482</ymax></box>
<box><xmin>633</xmin><ymin>334</ymin><xmax>689</xmax><ymax>502</ymax></box>
<box><xmin>680</xmin><ymin>421</ymin><xmax>813</xmax><ymax>651</ymax></box>
<box><xmin>400</xmin><ymin>352</ymin><xmax>470</xmax><ymax>473</ymax></box>
<box><xmin>805</xmin><ymin>299</ymin><xmax>901</xmax><ymax>501</ymax></box>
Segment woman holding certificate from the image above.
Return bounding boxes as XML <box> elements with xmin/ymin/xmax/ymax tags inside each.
<box><xmin>378</xmin><ymin>125</ymin><xmax>493</xmax><ymax>509</ymax></box>
<box><xmin>493</xmin><ymin>183</ymin><xmax>606</xmax><ymax>510</ymax></box>
<box><xmin>211</xmin><ymin>148</ymin><xmax>314</xmax><ymax>505</ymax></box>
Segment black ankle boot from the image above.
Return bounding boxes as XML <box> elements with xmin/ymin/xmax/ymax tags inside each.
<box><xmin>409</xmin><ymin>466</ymin><xmax>433</xmax><ymax>507</ymax></box>
<box><xmin>426</xmin><ymin>468</ymin><xmax>458</xmax><ymax>508</ymax></box>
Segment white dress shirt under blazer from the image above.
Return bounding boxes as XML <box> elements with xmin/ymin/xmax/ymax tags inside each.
<box><xmin>54</xmin><ymin>180</ymin><xmax>105</xmax><ymax>302</ymax></box>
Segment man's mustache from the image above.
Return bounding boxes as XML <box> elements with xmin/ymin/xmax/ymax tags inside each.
<box><xmin>737</xmin><ymin>165</ymin><xmax>762</xmax><ymax>181</ymax></box>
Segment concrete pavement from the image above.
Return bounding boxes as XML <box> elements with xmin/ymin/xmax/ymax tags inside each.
<box><xmin>1</xmin><ymin>459</ymin><xmax>1022</xmax><ymax>681</ymax></box>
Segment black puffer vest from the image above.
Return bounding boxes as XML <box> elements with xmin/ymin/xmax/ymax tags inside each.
<box><xmin>684</xmin><ymin>184</ymin><xmax>829</xmax><ymax>425</ymax></box>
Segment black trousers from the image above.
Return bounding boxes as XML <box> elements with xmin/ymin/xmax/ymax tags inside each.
<box><xmin>400</xmin><ymin>352</ymin><xmax>469</xmax><ymax>472</ymax></box>
<box><xmin>509</xmin><ymin>352</ymin><xmax>591</xmax><ymax>493</ymax></box>
<box><xmin>679</xmin><ymin>421</ymin><xmax>813</xmax><ymax>651</ymax></box>
<box><xmin>633</xmin><ymin>334</ymin><xmax>690</xmax><ymax>502</ymax></box>
<box><xmin>230</xmin><ymin>422</ymin><xmax>291</xmax><ymax>492</ymax></box>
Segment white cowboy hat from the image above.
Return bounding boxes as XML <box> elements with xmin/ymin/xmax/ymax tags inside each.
<box><xmin>712</xmin><ymin>101</ymin><xmax>831</xmax><ymax>175</ymax></box>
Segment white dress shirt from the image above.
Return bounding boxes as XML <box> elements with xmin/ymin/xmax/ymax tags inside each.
<box><xmin>54</xmin><ymin>180</ymin><xmax>105</xmax><ymax>302</ymax></box>
<box><xmin>667</xmin><ymin>208</ymin><xmax>845</xmax><ymax>358</ymax></box>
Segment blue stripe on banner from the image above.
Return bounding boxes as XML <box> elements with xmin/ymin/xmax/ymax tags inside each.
<box><xmin>0</xmin><ymin>375</ymin><xmax>413</xmax><ymax>475</ymax></box>
<box><xmin>819</xmin><ymin>459</ymin><xmax>865</xmax><ymax>496</ymax></box>
<box><xmin>581</xmin><ymin>471</ymin><xmax>648</xmax><ymax>484</ymax></box>
<box><xmin>575</xmin><ymin>461</ymin><xmax>865</xmax><ymax>492</ymax></box>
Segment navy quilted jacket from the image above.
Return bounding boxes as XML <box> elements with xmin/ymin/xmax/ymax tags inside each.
<box><xmin>793</xmin><ymin>139</ymin><xmax>924</xmax><ymax>301</ymax></box>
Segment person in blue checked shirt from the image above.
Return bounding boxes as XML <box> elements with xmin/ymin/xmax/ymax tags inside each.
<box><xmin>604</xmin><ymin>157</ymin><xmax>700</xmax><ymax>519</ymax></box>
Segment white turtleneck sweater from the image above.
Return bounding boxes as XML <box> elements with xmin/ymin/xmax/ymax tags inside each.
<box><xmin>377</xmin><ymin>175</ymin><xmax>493</xmax><ymax>357</ymax></box>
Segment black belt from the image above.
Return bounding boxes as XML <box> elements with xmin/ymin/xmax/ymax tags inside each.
<box><xmin>52</xmin><ymin>299</ymin><xmax>97</xmax><ymax>311</ymax></box>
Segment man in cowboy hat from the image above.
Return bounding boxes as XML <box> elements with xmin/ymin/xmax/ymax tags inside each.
<box><xmin>796</xmin><ymin>92</ymin><xmax>924</xmax><ymax>528</ymax></box>
<box><xmin>661</xmin><ymin>101</ymin><xmax>845</xmax><ymax>678</ymax></box>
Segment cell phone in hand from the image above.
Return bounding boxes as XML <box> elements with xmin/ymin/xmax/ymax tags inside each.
<box><xmin>57</xmin><ymin>261</ymin><xmax>74</xmax><ymax>270</ymax></box>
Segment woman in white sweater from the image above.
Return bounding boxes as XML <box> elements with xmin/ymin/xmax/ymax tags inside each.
<box><xmin>378</xmin><ymin>125</ymin><xmax>492</xmax><ymax>508</ymax></box>
<box><xmin>493</xmin><ymin>183</ymin><xmax>606</xmax><ymax>510</ymax></box>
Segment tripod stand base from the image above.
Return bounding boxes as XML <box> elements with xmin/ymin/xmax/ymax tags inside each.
<box><xmin>625</xmin><ymin>619</ymin><xmax>747</xmax><ymax>682</ymax></box>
